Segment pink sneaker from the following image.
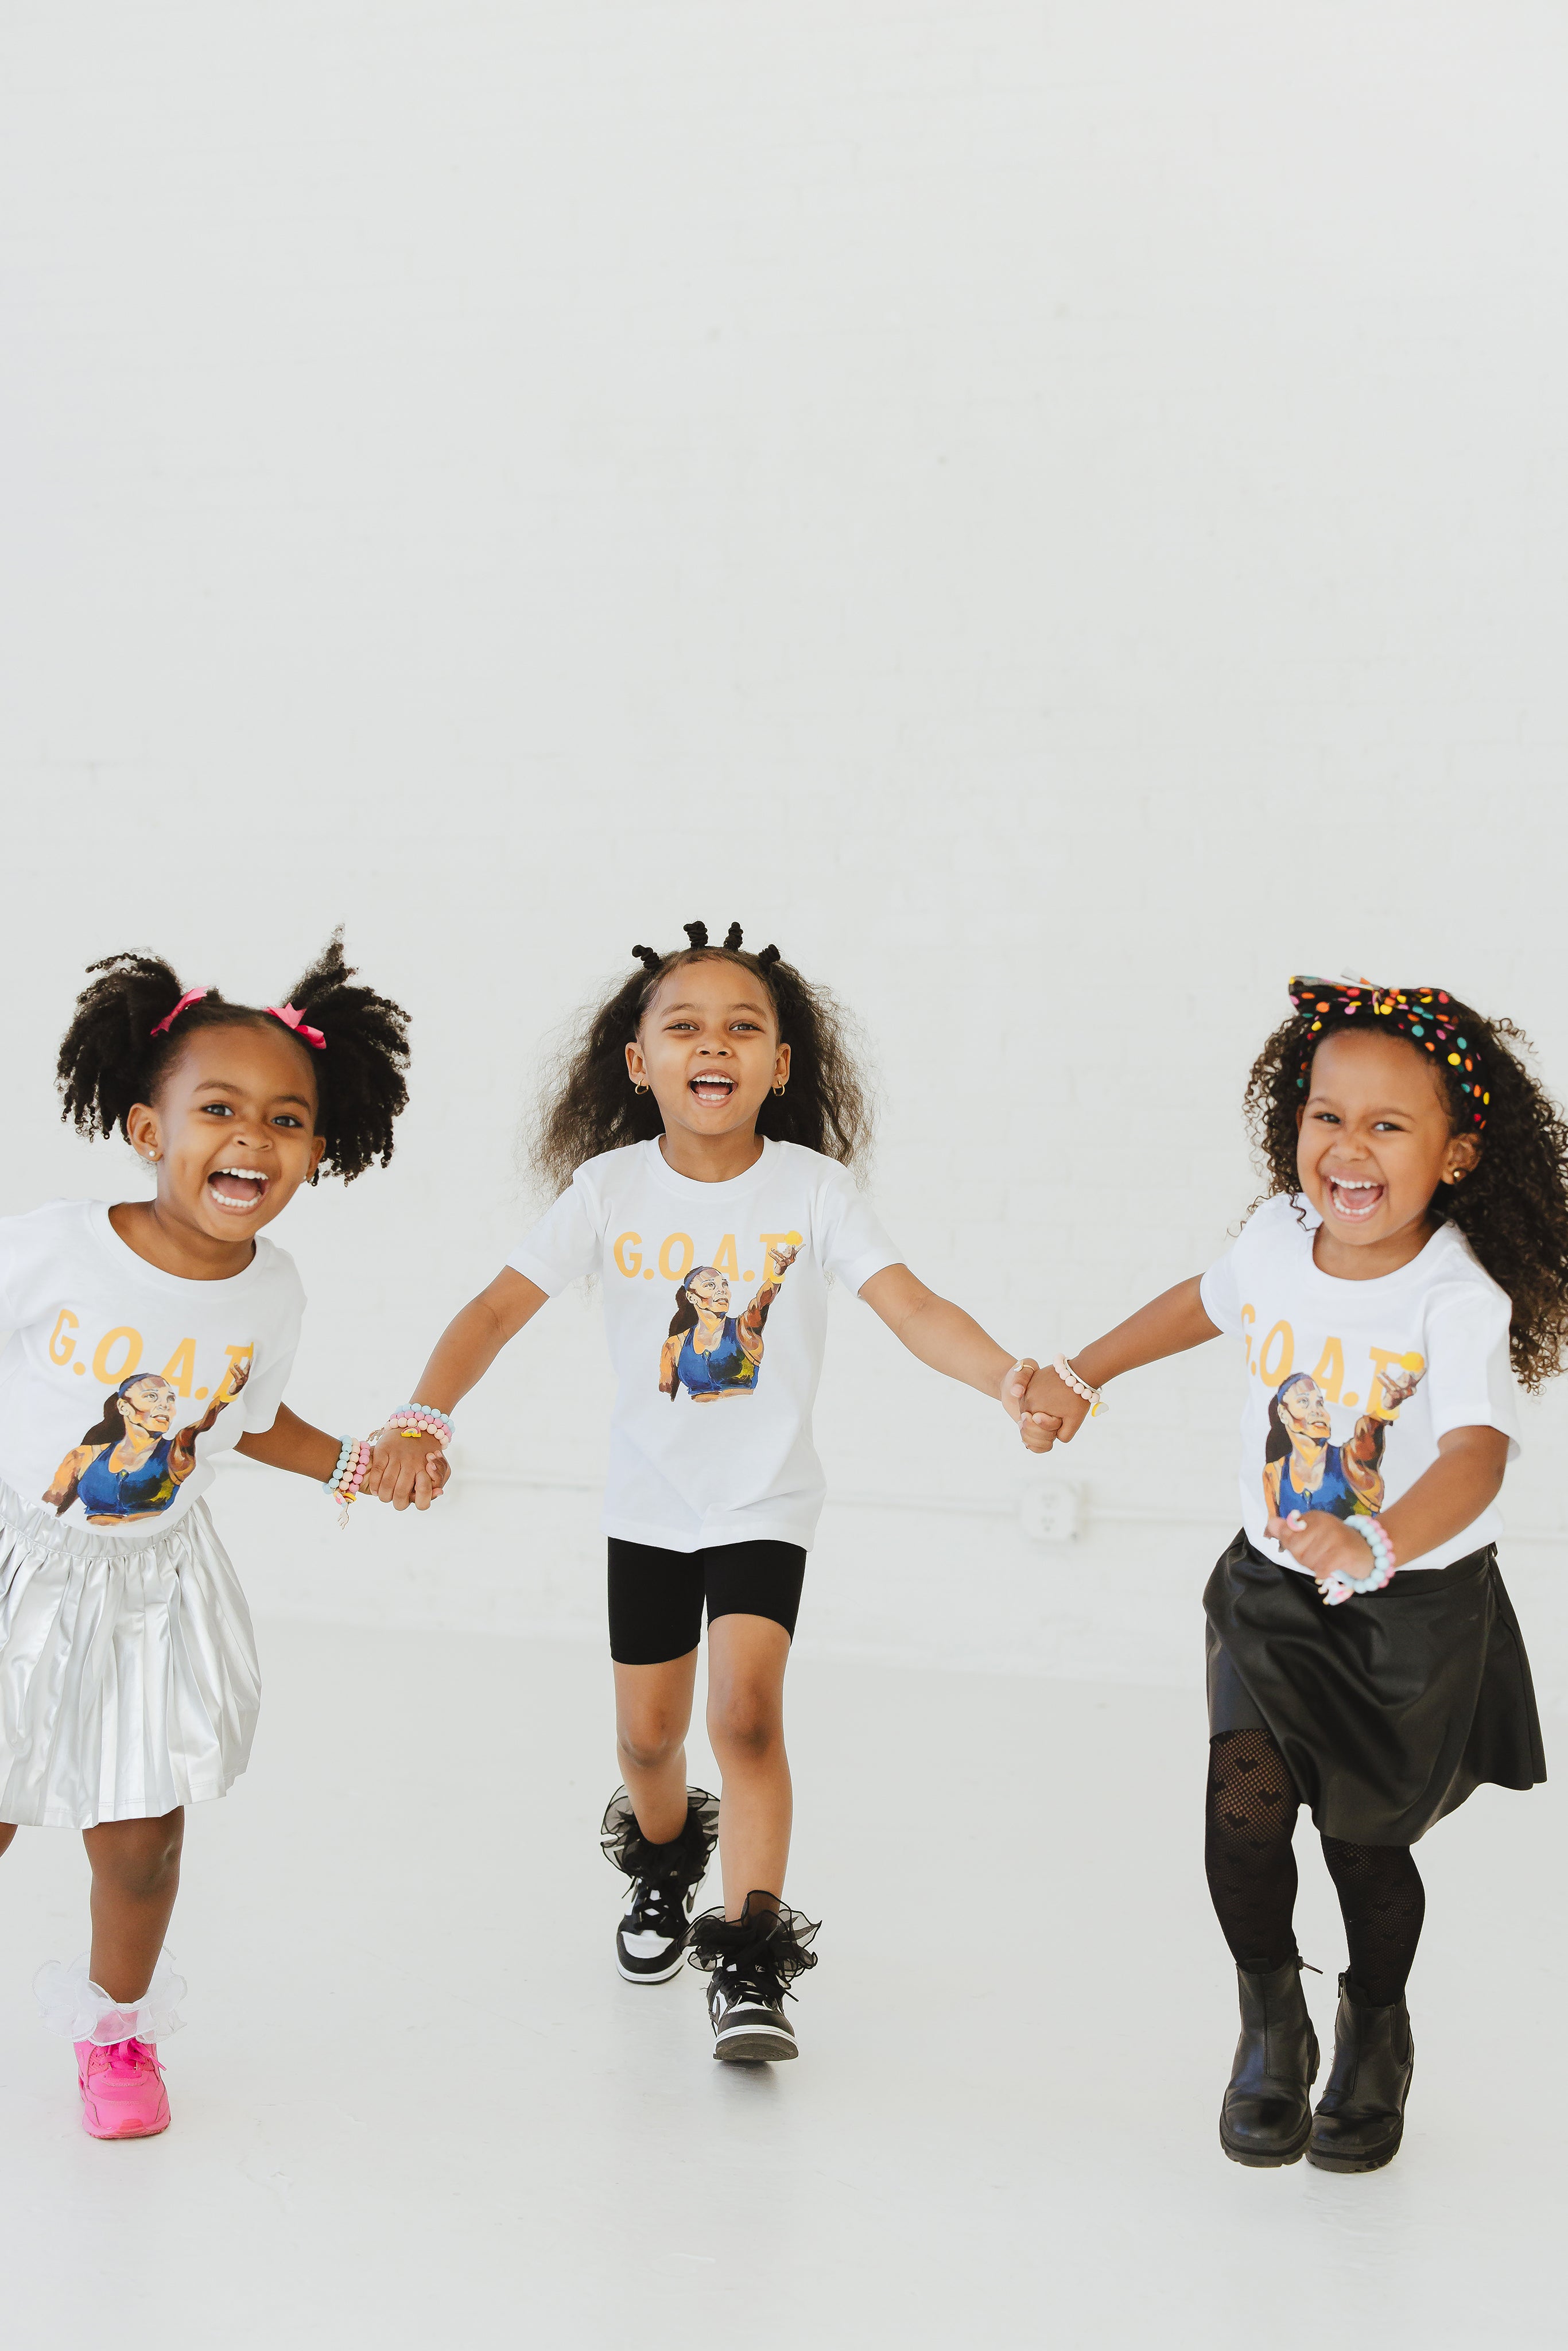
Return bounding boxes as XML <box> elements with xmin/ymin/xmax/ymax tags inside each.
<box><xmin>74</xmin><ymin>2038</ymin><xmax>171</xmax><ymax>2140</ymax></box>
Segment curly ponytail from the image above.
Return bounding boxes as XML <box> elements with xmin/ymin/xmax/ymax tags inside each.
<box><xmin>56</xmin><ymin>931</ymin><xmax>411</xmax><ymax>1183</ymax></box>
<box><xmin>274</xmin><ymin>932</ymin><xmax>410</xmax><ymax>1178</ymax></box>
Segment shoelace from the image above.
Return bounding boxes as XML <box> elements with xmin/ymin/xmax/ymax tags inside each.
<box><xmin>93</xmin><ymin>2038</ymin><xmax>156</xmax><ymax>2077</ymax></box>
<box><xmin>627</xmin><ymin>1876</ymin><xmax>681</xmax><ymax>1933</ymax></box>
<box><xmin>716</xmin><ymin>1962</ymin><xmax>784</xmax><ymax>2011</ymax></box>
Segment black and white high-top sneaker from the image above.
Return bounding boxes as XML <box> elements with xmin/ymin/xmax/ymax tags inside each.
<box><xmin>616</xmin><ymin>1871</ymin><xmax>703</xmax><ymax>1984</ymax></box>
<box><xmin>704</xmin><ymin>1957</ymin><xmax>799</xmax><ymax>2061</ymax></box>
<box><xmin>687</xmin><ymin>1893</ymin><xmax>820</xmax><ymax>2064</ymax></box>
<box><xmin>600</xmin><ymin>1786</ymin><xmax>719</xmax><ymax>1986</ymax></box>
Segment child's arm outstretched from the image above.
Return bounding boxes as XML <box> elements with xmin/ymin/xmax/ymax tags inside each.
<box><xmin>1018</xmin><ymin>1276</ymin><xmax>1222</xmax><ymax>1443</ymax></box>
<box><xmin>362</xmin><ymin>1268</ymin><xmax>549</xmax><ymax>1508</ymax></box>
<box><xmin>857</xmin><ymin>1264</ymin><xmax>1062</xmax><ymax>1451</ymax></box>
<box><xmin>236</xmin><ymin>1401</ymin><xmax>448</xmax><ymax>1503</ymax></box>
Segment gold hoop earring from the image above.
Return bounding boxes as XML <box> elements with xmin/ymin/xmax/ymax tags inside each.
<box><xmin>634</xmin><ymin>1081</ymin><xmax>649</xmax><ymax>1096</ymax></box>
<box><xmin>772</xmin><ymin>1080</ymin><xmax>787</xmax><ymax>1097</ymax></box>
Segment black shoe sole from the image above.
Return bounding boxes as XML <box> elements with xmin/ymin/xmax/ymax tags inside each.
<box><xmin>1305</xmin><ymin>2131</ymin><xmax>1404</xmax><ymax>2173</ymax></box>
<box><xmin>713</xmin><ymin>2031</ymin><xmax>798</xmax><ymax>2063</ymax></box>
<box><xmin>1219</xmin><ymin>2123</ymin><xmax>1311</xmax><ymax>2168</ymax></box>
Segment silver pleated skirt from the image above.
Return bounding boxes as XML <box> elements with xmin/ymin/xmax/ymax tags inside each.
<box><xmin>0</xmin><ymin>1476</ymin><xmax>259</xmax><ymax>1829</ymax></box>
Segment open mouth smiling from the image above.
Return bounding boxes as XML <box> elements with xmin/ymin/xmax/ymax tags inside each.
<box><xmin>207</xmin><ymin>1166</ymin><xmax>271</xmax><ymax>1212</ymax></box>
<box><xmin>1325</xmin><ymin>1175</ymin><xmax>1385</xmax><ymax>1223</ymax></box>
<box><xmin>688</xmin><ymin>1072</ymin><xmax>737</xmax><ymax>1108</ymax></box>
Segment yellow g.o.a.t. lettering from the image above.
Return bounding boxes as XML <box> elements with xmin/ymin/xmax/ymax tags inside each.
<box><xmin>92</xmin><ymin>1326</ymin><xmax>143</xmax><ymax>1384</ymax></box>
<box><xmin>162</xmin><ymin>1337</ymin><xmax>197</xmax><ymax>1398</ymax></box>
<box><xmin>612</xmin><ymin>1232</ymin><xmax>643</xmax><ymax>1278</ymax></box>
<box><xmin>1239</xmin><ymin>1302</ymin><xmax>1256</xmax><ymax>1368</ymax></box>
<box><xmin>48</xmin><ymin>1309</ymin><xmax>79</xmax><ymax>1366</ymax></box>
<box><xmin>1312</xmin><ymin>1336</ymin><xmax>1345</xmax><ymax>1403</ymax></box>
<box><xmin>710</xmin><ymin>1234</ymin><xmax>740</xmax><ymax>1281</ymax></box>
<box><xmin>1257</xmin><ymin>1320</ymin><xmax>1294</xmax><ymax>1384</ymax></box>
<box><xmin>658</xmin><ymin>1232</ymin><xmax>695</xmax><ymax>1282</ymax></box>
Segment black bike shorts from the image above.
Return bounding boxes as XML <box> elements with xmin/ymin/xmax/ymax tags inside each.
<box><xmin>607</xmin><ymin>1535</ymin><xmax>807</xmax><ymax>1666</ymax></box>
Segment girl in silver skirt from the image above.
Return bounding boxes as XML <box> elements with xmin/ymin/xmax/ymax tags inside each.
<box><xmin>0</xmin><ymin>938</ymin><xmax>425</xmax><ymax>2138</ymax></box>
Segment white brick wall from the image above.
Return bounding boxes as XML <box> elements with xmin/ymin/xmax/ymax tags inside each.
<box><xmin>2</xmin><ymin>3</ymin><xmax>1566</xmax><ymax>1666</ymax></box>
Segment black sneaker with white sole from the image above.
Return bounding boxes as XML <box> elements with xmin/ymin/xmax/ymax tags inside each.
<box><xmin>600</xmin><ymin>1785</ymin><xmax>719</xmax><ymax>1986</ymax></box>
<box><xmin>688</xmin><ymin>1893</ymin><xmax>820</xmax><ymax>2064</ymax></box>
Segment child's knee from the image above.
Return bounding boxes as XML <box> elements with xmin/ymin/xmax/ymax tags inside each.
<box><xmin>708</xmin><ymin>1690</ymin><xmax>782</xmax><ymax>1760</ymax></box>
<box><xmin>616</xmin><ymin>1722</ymin><xmax>684</xmax><ymax>1774</ymax></box>
<box><xmin>88</xmin><ymin>1813</ymin><xmax>184</xmax><ymax>1896</ymax></box>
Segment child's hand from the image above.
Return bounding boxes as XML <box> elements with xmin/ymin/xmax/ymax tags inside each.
<box><xmin>363</xmin><ymin>1430</ymin><xmax>449</xmax><ymax>1511</ymax></box>
<box><xmin>1265</xmin><ymin>1508</ymin><xmax>1365</xmax><ymax>1585</ymax></box>
<box><xmin>1000</xmin><ymin>1358</ymin><xmax>1065</xmax><ymax>1452</ymax></box>
<box><xmin>1012</xmin><ymin>1361</ymin><xmax>1093</xmax><ymax>1445</ymax></box>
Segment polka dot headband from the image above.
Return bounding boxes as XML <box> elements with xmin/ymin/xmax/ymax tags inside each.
<box><xmin>1287</xmin><ymin>976</ymin><xmax>1490</xmax><ymax>1129</ymax></box>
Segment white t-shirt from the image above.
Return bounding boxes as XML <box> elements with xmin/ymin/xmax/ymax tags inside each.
<box><xmin>1200</xmin><ymin>1193</ymin><xmax>1520</xmax><ymax>1574</ymax></box>
<box><xmin>0</xmin><ymin>1200</ymin><xmax>305</xmax><ymax>1540</ymax></box>
<box><xmin>509</xmin><ymin>1139</ymin><xmax>901</xmax><ymax>1552</ymax></box>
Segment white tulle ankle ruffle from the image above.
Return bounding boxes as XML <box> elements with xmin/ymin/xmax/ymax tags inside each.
<box><xmin>34</xmin><ymin>1948</ymin><xmax>187</xmax><ymax>2044</ymax></box>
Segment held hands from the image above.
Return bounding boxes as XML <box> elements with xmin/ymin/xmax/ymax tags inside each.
<box><xmin>362</xmin><ymin>1429</ymin><xmax>451</xmax><ymax>1511</ymax></box>
<box><xmin>1000</xmin><ymin>1358</ymin><xmax>1065</xmax><ymax>1454</ymax></box>
<box><xmin>1007</xmin><ymin>1360</ymin><xmax>1094</xmax><ymax>1450</ymax></box>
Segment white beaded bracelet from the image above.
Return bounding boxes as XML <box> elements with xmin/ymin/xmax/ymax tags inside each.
<box><xmin>1321</xmin><ymin>1516</ymin><xmax>1398</xmax><ymax>1607</ymax></box>
<box><xmin>1053</xmin><ymin>1354</ymin><xmax>1108</xmax><ymax>1417</ymax></box>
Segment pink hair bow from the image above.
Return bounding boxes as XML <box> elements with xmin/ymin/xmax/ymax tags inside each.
<box><xmin>150</xmin><ymin>987</ymin><xmax>209</xmax><ymax>1037</ymax></box>
<box><xmin>264</xmin><ymin>1002</ymin><xmax>327</xmax><ymax>1050</ymax></box>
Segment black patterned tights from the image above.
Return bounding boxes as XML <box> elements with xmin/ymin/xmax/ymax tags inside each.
<box><xmin>1205</xmin><ymin>1728</ymin><xmax>1426</xmax><ymax>2005</ymax></box>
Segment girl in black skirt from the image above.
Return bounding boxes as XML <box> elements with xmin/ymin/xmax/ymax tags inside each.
<box><xmin>1021</xmin><ymin>977</ymin><xmax>1565</xmax><ymax>2172</ymax></box>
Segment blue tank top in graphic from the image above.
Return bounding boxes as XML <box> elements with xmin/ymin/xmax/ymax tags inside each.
<box><xmin>676</xmin><ymin>1316</ymin><xmax>758</xmax><ymax>1398</ymax></box>
<box><xmin>1276</xmin><ymin>1444</ymin><xmax>1361</xmax><ymax>1522</ymax></box>
<box><xmin>76</xmin><ymin>1437</ymin><xmax>179</xmax><ymax>1519</ymax></box>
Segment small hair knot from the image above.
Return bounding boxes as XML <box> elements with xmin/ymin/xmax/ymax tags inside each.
<box><xmin>758</xmin><ymin>943</ymin><xmax>782</xmax><ymax>968</ymax></box>
<box><xmin>631</xmin><ymin>944</ymin><xmax>662</xmax><ymax>973</ymax></box>
<box><xmin>682</xmin><ymin>921</ymin><xmax>709</xmax><ymax>949</ymax></box>
<box><xmin>723</xmin><ymin>922</ymin><xmax>744</xmax><ymax>951</ymax></box>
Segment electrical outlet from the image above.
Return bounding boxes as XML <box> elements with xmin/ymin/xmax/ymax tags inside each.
<box><xmin>1019</xmin><ymin>1481</ymin><xmax>1083</xmax><ymax>1543</ymax></box>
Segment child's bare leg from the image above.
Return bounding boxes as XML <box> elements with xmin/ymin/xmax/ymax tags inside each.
<box><xmin>81</xmin><ymin>1809</ymin><xmax>184</xmax><ymax>2003</ymax></box>
<box><xmin>614</xmin><ymin>1651</ymin><xmax>699</xmax><ymax>1844</ymax></box>
<box><xmin>0</xmin><ymin>1824</ymin><xmax>16</xmax><ymax>1861</ymax></box>
<box><xmin>705</xmin><ymin>1615</ymin><xmax>792</xmax><ymax>1913</ymax></box>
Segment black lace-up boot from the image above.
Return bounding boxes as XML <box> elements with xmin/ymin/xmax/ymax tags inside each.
<box><xmin>600</xmin><ymin>1786</ymin><xmax>719</xmax><ymax>1984</ymax></box>
<box><xmin>1219</xmin><ymin>1956</ymin><xmax>1320</xmax><ymax>2167</ymax></box>
<box><xmin>1307</xmin><ymin>1973</ymin><xmax>1415</xmax><ymax>2172</ymax></box>
<box><xmin>688</xmin><ymin>1894</ymin><xmax>819</xmax><ymax>2063</ymax></box>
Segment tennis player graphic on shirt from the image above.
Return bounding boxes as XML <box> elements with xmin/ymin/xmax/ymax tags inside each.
<box><xmin>1261</xmin><ymin>1357</ymin><xmax>1423</xmax><ymax>1522</ymax></box>
<box><xmin>44</xmin><ymin>1351</ymin><xmax>252</xmax><ymax>1524</ymax></box>
<box><xmin>658</xmin><ymin>1242</ymin><xmax>799</xmax><ymax>1403</ymax></box>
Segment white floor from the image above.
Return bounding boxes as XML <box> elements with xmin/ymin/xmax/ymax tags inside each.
<box><xmin>0</xmin><ymin>1619</ymin><xmax>1559</xmax><ymax>2349</ymax></box>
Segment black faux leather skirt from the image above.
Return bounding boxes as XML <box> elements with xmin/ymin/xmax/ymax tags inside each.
<box><xmin>1204</xmin><ymin>1528</ymin><xmax>1546</xmax><ymax>1846</ymax></box>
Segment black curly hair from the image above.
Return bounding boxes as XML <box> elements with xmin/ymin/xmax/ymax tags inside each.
<box><xmin>56</xmin><ymin>930</ymin><xmax>410</xmax><ymax>1181</ymax></box>
<box><xmin>533</xmin><ymin>920</ymin><xmax>873</xmax><ymax>1196</ymax></box>
<box><xmin>1244</xmin><ymin>993</ymin><xmax>1568</xmax><ymax>1390</ymax></box>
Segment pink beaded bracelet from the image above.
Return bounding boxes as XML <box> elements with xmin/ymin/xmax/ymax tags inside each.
<box><xmin>383</xmin><ymin>1403</ymin><xmax>453</xmax><ymax>1447</ymax></box>
<box><xmin>327</xmin><ymin>1435</ymin><xmax>372</xmax><ymax>1528</ymax></box>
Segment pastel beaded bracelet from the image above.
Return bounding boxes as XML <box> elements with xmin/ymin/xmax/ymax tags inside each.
<box><xmin>1053</xmin><ymin>1354</ymin><xmax>1108</xmax><ymax>1418</ymax></box>
<box><xmin>1320</xmin><ymin>1515</ymin><xmax>1397</xmax><ymax>1608</ymax></box>
<box><xmin>323</xmin><ymin>1434</ymin><xmax>372</xmax><ymax>1528</ymax></box>
<box><xmin>382</xmin><ymin>1403</ymin><xmax>454</xmax><ymax>1447</ymax></box>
